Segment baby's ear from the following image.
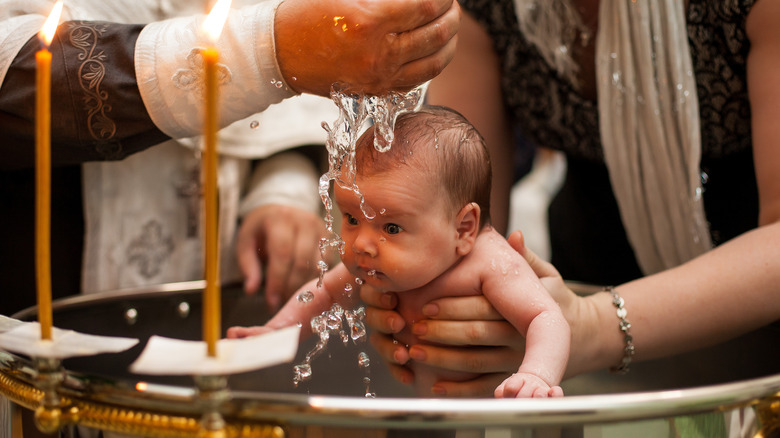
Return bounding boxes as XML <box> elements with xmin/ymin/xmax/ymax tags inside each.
<box><xmin>455</xmin><ymin>202</ymin><xmax>480</xmax><ymax>256</ymax></box>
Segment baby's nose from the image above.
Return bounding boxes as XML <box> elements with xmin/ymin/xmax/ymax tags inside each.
<box><xmin>352</xmin><ymin>230</ymin><xmax>378</xmax><ymax>257</ymax></box>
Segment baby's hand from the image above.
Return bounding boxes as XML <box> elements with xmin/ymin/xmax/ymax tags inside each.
<box><xmin>226</xmin><ymin>325</ymin><xmax>273</xmax><ymax>339</ymax></box>
<box><xmin>494</xmin><ymin>373</ymin><xmax>563</xmax><ymax>398</ymax></box>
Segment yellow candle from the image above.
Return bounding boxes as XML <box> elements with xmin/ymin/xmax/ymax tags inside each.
<box><xmin>202</xmin><ymin>45</ymin><xmax>220</xmax><ymax>357</ymax></box>
<box><xmin>35</xmin><ymin>47</ymin><xmax>52</xmax><ymax>341</ymax></box>
<box><xmin>35</xmin><ymin>1</ymin><xmax>63</xmax><ymax>341</ymax></box>
<box><xmin>201</xmin><ymin>0</ymin><xmax>231</xmax><ymax>357</ymax></box>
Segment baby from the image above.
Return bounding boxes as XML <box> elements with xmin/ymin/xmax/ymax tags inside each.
<box><xmin>229</xmin><ymin>106</ymin><xmax>569</xmax><ymax>398</ymax></box>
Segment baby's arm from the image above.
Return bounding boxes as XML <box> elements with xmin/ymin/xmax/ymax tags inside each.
<box><xmin>491</xmin><ymin>306</ymin><xmax>569</xmax><ymax>398</ymax></box>
<box><xmin>477</xmin><ymin>231</ymin><xmax>570</xmax><ymax>398</ymax></box>
<box><xmin>227</xmin><ymin>263</ymin><xmax>357</xmax><ymax>340</ymax></box>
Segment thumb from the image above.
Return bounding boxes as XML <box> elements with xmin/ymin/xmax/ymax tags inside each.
<box><xmin>507</xmin><ymin>230</ymin><xmax>559</xmax><ymax>279</ymax></box>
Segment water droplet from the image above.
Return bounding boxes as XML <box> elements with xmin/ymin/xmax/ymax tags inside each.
<box><xmin>297</xmin><ymin>290</ymin><xmax>314</xmax><ymax>303</ymax></box>
<box><xmin>310</xmin><ymin>315</ymin><xmax>327</xmax><ymax>334</ymax></box>
<box><xmin>365</xmin><ymin>392</ymin><xmax>376</xmax><ymax>398</ymax></box>
<box><xmin>344</xmin><ymin>283</ymin><xmax>354</xmax><ymax>298</ymax></box>
<box><xmin>354</xmin><ymin>306</ymin><xmax>366</xmax><ymax>320</ymax></box>
<box><xmin>355</xmin><ymin>278</ymin><xmax>364</xmax><ymax>285</ymax></box>
<box><xmin>358</xmin><ymin>352</ymin><xmax>370</xmax><ymax>368</ymax></box>
<box><xmin>249</xmin><ymin>120</ymin><xmax>259</xmax><ymax>129</ymax></box>
<box><xmin>176</xmin><ymin>302</ymin><xmax>190</xmax><ymax>318</ymax></box>
<box><xmin>293</xmin><ymin>363</ymin><xmax>312</xmax><ymax>385</ymax></box>
<box><xmin>379</xmin><ymin>208</ymin><xmax>386</xmax><ymax>215</ymax></box>
<box><xmin>367</xmin><ymin>270</ymin><xmax>377</xmax><ymax>277</ymax></box>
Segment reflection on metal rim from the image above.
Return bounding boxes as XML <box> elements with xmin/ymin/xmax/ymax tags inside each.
<box><xmin>227</xmin><ymin>374</ymin><xmax>780</xmax><ymax>428</ymax></box>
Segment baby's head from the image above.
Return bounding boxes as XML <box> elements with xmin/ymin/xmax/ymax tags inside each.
<box><xmin>334</xmin><ymin>105</ymin><xmax>492</xmax><ymax>292</ymax></box>
<box><xmin>356</xmin><ymin>105</ymin><xmax>492</xmax><ymax>225</ymax></box>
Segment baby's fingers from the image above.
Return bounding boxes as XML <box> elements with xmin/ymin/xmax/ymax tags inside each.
<box><xmin>226</xmin><ymin>326</ymin><xmax>271</xmax><ymax>339</ymax></box>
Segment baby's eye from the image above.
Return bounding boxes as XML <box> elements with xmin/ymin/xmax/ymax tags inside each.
<box><xmin>345</xmin><ymin>213</ymin><xmax>359</xmax><ymax>226</ymax></box>
<box><xmin>384</xmin><ymin>223</ymin><xmax>403</xmax><ymax>235</ymax></box>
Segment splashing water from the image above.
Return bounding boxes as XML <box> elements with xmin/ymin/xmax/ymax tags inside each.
<box><xmin>298</xmin><ymin>82</ymin><xmax>427</xmax><ymax>396</ymax></box>
<box><xmin>358</xmin><ymin>352</ymin><xmax>375</xmax><ymax>397</ymax></box>
<box><xmin>316</xmin><ymin>82</ymin><xmax>427</xmax><ymax>287</ymax></box>
<box><xmin>292</xmin><ymin>302</ymin><xmax>370</xmax><ymax>390</ymax></box>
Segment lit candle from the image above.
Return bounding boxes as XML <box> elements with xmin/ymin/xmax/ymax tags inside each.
<box><xmin>35</xmin><ymin>0</ymin><xmax>63</xmax><ymax>341</ymax></box>
<box><xmin>201</xmin><ymin>0</ymin><xmax>231</xmax><ymax>357</ymax></box>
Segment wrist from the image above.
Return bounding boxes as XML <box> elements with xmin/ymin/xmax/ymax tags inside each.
<box><xmin>567</xmin><ymin>291</ymin><xmax>625</xmax><ymax>378</ymax></box>
<box><xmin>273</xmin><ymin>0</ymin><xmax>328</xmax><ymax>96</ymax></box>
<box><xmin>606</xmin><ymin>287</ymin><xmax>634</xmax><ymax>374</ymax></box>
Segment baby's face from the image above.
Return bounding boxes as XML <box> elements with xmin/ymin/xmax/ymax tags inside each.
<box><xmin>333</xmin><ymin>166</ymin><xmax>461</xmax><ymax>293</ymax></box>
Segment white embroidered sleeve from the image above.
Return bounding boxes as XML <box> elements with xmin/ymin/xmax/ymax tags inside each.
<box><xmin>134</xmin><ymin>0</ymin><xmax>296</xmax><ymax>139</ymax></box>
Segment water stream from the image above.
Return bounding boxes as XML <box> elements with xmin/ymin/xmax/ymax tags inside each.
<box><xmin>293</xmin><ymin>83</ymin><xmax>427</xmax><ymax>396</ymax></box>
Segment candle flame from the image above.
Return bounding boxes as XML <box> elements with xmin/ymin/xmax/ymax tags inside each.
<box><xmin>202</xmin><ymin>0</ymin><xmax>232</xmax><ymax>42</ymax></box>
<box><xmin>39</xmin><ymin>1</ymin><xmax>64</xmax><ymax>47</ymax></box>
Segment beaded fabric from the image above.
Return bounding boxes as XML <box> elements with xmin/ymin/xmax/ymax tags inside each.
<box><xmin>462</xmin><ymin>0</ymin><xmax>756</xmax><ymax>163</ymax></box>
<box><xmin>461</xmin><ymin>0</ymin><xmax>759</xmax><ymax>283</ymax></box>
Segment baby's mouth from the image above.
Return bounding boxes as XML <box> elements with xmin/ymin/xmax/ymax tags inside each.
<box><xmin>359</xmin><ymin>266</ymin><xmax>383</xmax><ymax>279</ymax></box>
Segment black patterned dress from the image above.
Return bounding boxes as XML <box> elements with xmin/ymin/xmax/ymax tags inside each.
<box><xmin>462</xmin><ymin>0</ymin><xmax>758</xmax><ymax>285</ymax></box>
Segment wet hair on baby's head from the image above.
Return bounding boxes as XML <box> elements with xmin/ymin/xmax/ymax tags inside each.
<box><xmin>356</xmin><ymin>105</ymin><xmax>491</xmax><ymax>226</ymax></box>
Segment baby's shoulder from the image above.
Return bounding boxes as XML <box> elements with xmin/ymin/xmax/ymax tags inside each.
<box><xmin>471</xmin><ymin>227</ymin><xmax>518</xmax><ymax>255</ymax></box>
<box><xmin>468</xmin><ymin>228</ymin><xmax>528</xmax><ymax>276</ymax></box>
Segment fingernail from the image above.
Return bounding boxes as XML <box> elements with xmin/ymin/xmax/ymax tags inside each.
<box><xmin>411</xmin><ymin>322</ymin><xmax>427</xmax><ymax>336</ymax></box>
<box><xmin>431</xmin><ymin>384</ymin><xmax>446</xmax><ymax>396</ymax></box>
<box><xmin>392</xmin><ymin>349</ymin><xmax>407</xmax><ymax>365</ymax></box>
<box><xmin>421</xmin><ymin>303</ymin><xmax>439</xmax><ymax>316</ymax></box>
<box><xmin>409</xmin><ymin>346</ymin><xmax>426</xmax><ymax>361</ymax></box>
<box><xmin>388</xmin><ymin>316</ymin><xmax>403</xmax><ymax>333</ymax></box>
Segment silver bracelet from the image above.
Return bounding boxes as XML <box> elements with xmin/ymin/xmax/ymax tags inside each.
<box><xmin>607</xmin><ymin>286</ymin><xmax>634</xmax><ymax>374</ymax></box>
